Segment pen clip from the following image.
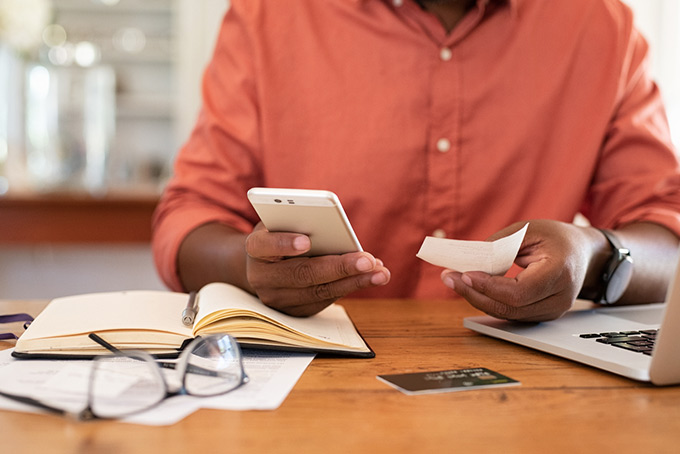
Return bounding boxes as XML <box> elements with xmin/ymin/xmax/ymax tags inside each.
<box><xmin>182</xmin><ymin>291</ymin><xmax>198</xmax><ymax>326</ymax></box>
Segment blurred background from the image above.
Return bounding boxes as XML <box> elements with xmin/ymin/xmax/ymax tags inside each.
<box><xmin>1</xmin><ymin>0</ymin><xmax>226</xmax><ymax>193</ymax></box>
<box><xmin>0</xmin><ymin>0</ymin><xmax>226</xmax><ymax>297</ymax></box>
<box><xmin>0</xmin><ymin>0</ymin><xmax>677</xmax><ymax>298</ymax></box>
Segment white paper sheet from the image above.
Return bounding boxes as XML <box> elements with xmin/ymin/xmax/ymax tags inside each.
<box><xmin>199</xmin><ymin>349</ymin><xmax>314</xmax><ymax>411</ymax></box>
<box><xmin>0</xmin><ymin>348</ymin><xmax>314</xmax><ymax>426</ymax></box>
<box><xmin>416</xmin><ymin>223</ymin><xmax>528</xmax><ymax>275</ymax></box>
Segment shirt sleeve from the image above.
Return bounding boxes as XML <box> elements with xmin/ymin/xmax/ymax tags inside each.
<box><xmin>152</xmin><ymin>3</ymin><xmax>263</xmax><ymax>291</ymax></box>
<box><xmin>583</xmin><ymin>14</ymin><xmax>680</xmax><ymax>237</ymax></box>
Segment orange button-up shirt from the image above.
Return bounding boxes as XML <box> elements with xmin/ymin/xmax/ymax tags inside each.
<box><xmin>153</xmin><ymin>0</ymin><xmax>680</xmax><ymax>298</ymax></box>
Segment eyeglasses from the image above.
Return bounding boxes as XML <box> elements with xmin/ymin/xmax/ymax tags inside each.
<box><xmin>0</xmin><ymin>333</ymin><xmax>248</xmax><ymax>420</ymax></box>
<box><xmin>0</xmin><ymin>313</ymin><xmax>33</xmax><ymax>340</ymax></box>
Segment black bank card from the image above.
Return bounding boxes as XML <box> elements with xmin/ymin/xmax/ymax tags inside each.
<box><xmin>377</xmin><ymin>367</ymin><xmax>520</xmax><ymax>395</ymax></box>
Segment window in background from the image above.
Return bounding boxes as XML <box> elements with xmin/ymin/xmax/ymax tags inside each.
<box><xmin>47</xmin><ymin>0</ymin><xmax>230</xmax><ymax>192</ymax></box>
<box><xmin>624</xmin><ymin>0</ymin><xmax>680</xmax><ymax>147</ymax></box>
<box><xmin>174</xmin><ymin>0</ymin><xmax>229</xmax><ymax>153</ymax></box>
<box><xmin>47</xmin><ymin>0</ymin><xmax>175</xmax><ymax>191</ymax></box>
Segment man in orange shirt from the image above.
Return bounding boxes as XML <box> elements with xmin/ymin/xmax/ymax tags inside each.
<box><xmin>153</xmin><ymin>0</ymin><xmax>680</xmax><ymax>321</ymax></box>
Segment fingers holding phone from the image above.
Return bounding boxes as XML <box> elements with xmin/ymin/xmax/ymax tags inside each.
<box><xmin>246</xmin><ymin>239</ymin><xmax>390</xmax><ymax>316</ymax></box>
<box><xmin>244</xmin><ymin>223</ymin><xmax>313</xmax><ymax>260</ymax></box>
<box><xmin>245</xmin><ymin>188</ymin><xmax>391</xmax><ymax>316</ymax></box>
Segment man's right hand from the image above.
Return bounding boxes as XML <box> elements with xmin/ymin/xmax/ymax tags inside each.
<box><xmin>244</xmin><ymin>223</ymin><xmax>391</xmax><ymax>316</ymax></box>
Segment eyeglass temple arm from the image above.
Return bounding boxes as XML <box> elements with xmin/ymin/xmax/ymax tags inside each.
<box><xmin>0</xmin><ymin>389</ymin><xmax>68</xmax><ymax>416</ymax></box>
<box><xmin>88</xmin><ymin>333</ymin><xmax>238</xmax><ymax>378</ymax></box>
<box><xmin>88</xmin><ymin>332</ymin><xmax>179</xmax><ymax>370</ymax></box>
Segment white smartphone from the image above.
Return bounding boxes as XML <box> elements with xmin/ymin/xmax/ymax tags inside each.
<box><xmin>247</xmin><ymin>187</ymin><xmax>363</xmax><ymax>256</ymax></box>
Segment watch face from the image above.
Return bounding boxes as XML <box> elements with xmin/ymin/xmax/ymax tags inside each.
<box><xmin>605</xmin><ymin>257</ymin><xmax>634</xmax><ymax>303</ymax></box>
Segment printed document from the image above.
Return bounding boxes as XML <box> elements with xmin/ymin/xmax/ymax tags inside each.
<box><xmin>0</xmin><ymin>348</ymin><xmax>314</xmax><ymax>426</ymax></box>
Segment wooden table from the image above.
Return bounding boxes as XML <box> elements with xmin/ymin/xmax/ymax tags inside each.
<box><xmin>1</xmin><ymin>298</ymin><xmax>678</xmax><ymax>453</ymax></box>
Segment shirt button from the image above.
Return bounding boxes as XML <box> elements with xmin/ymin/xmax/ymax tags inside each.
<box><xmin>432</xmin><ymin>229</ymin><xmax>447</xmax><ymax>238</ymax></box>
<box><xmin>393</xmin><ymin>0</ymin><xmax>403</xmax><ymax>6</ymax></box>
<box><xmin>440</xmin><ymin>47</ymin><xmax>453</xmax><ymax>61</ymax></box>
<box><xmin>436</xmin><ymin>138</ymin><xmax>451</xmax><ymax>153</ymax></box>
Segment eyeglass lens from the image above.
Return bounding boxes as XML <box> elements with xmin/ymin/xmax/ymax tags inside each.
<box><xmin>181</xmin><ymin>335</ymin><xmax>246</xmax><ymax>397</ymax></box>
<box><xmin>89</xmin><ymin>353</ymin><xmax>166</xmax><ymax>419</ymax></box>
<box><xmin>89</xmin><ymin>334</ymin><xmax>245</xmax><ymax>419</ymax></box>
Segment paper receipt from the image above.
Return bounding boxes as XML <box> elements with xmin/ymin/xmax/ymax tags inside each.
<box><xmin>416</xmin><ymin>223</ymin><xmax>528</xmax><ymax>275</ymax></box>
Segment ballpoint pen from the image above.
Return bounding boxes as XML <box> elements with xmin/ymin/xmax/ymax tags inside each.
<box><xmin>182</xmin><ymin>291</ymin><xmax>198</xmax><ymax>326</ymax></box>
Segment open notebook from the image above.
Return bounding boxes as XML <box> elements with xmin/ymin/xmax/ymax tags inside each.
<box><xmin>13</xmin><ymin>282</ymin><xmax>374</xmax><ymax>359</ymax></box>
<box><xmin>464</xmin><ymin>258</ymin><xmax>680</xmax><ymax>385</ymax></box>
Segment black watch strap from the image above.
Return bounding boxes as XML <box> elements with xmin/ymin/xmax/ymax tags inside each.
<box><xmin>596</xmin><ymin>229</ymin><xmax>634</xmax><ymax>305</ymax></box>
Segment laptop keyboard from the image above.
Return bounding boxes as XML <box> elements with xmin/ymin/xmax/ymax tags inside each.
<box><xmin>579</xmin><ymin>329</ymin><xmax>658</xmax><ymax>356</ymax></box>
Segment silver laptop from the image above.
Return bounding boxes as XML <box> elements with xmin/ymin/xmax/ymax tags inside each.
<box><xmin>464</xmin><ymin>259</ymin><xmax>680</xmax><ymax>385</ymax></box>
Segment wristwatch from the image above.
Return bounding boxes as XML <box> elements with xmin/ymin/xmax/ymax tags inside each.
<box><xmin>596</xmin><ymin>229</ymin><xmax>634</xmax><ymax>305</ymax></box>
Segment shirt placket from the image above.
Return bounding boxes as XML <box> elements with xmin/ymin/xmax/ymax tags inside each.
<box><xmin>426</xmin><ymin>39</ymin><xmax>461</xmax><ymax>240</ymax></box>
<box><xmin>390</xmin><ymin>0</ymin><xmax>490</xmax><ymax>240</ymax></box>
<box><xmin>399</xmin><ymin>1</ymin><xmax>490</xmax><ymax>241</ymax></box>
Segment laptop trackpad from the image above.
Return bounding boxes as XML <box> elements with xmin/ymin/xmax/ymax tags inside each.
<box><xmin>595</xmin><ymin>305</ymin><xmax>664</xmax><ymax>325</ymax></box>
